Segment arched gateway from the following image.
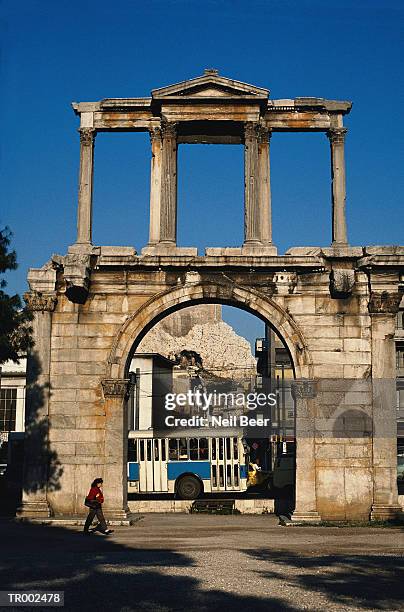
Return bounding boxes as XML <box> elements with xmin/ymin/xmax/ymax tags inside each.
<box><xmin>21</xmin><ymin>70</ymin><xmax>403</xmax><ymax>522</ymax></box>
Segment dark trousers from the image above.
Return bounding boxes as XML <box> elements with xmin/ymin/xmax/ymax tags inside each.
<box><xmin>84</xmin><ymin>506</ymin><xmax>107</xmax><ymax>532</ymax></box>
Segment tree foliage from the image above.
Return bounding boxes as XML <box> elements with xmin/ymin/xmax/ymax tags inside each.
<box><xmin>0</xmin><ymin>227</ymin><xmax>33</xmax><ymax>363</ymax></box>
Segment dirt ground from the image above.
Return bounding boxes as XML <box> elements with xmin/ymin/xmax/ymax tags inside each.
<box><xmin>0</xmin><ymin>513</ymin><xmax>403</xmax><ymax>611</ymax></box>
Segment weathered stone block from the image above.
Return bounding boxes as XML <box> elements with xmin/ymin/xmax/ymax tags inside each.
<box><xmin>50</xmin><ymin>361</ymin><xmax>77</xmax><ymax>375</ymax></box>
<box><xmin>50</xmin><ymin>416</ymin><xmax>76</xmax><ymax>429</ymax></box>
<box><xmin>49</xmin><ymin>429</ymin><xmax>104</xmax><ymax>443</ymax></box>
<box><xmin>75</xmin><ymin>443</ymin><xmax>104</xmax><ymax>456</ymax></box>
<box><xmin>76</xmin><ymin>416</ymin><xmax>105</xmax><ymax>429</ymax></box>
<box><xmin>77</xmin><ymin>362</ymin><xmax>106</xmax><ymax>376</ymax></box>
<box><xmin>315</xmin><ymin>443</ymin><xmax>345</xmax><ymax>459</ymax></box>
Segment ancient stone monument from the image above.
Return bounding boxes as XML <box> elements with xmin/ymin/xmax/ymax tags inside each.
<box><xmin>22</xmin><ymin>70</ymin><xmax>403</xmax><ymax>521</ymax></box>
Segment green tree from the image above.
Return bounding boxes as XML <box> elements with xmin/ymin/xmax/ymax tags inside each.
<box><xmin>0</xmin><ymin>227</ymin><xmax>32</xmax><ymax>363</ymax></box>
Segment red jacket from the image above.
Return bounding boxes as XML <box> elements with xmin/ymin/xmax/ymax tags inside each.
<box><xmin>87</xmin><ymin>486</ymin><xmax>104</xmax><ymax>504</ymax></box>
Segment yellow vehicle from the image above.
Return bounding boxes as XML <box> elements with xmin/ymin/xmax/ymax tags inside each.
<box><xmin>247</xmin><ymin>453</ymin><xmax>295</xmax><ymax>491</ymax></box>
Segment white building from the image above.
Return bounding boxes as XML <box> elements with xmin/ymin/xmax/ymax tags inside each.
<box><xmin>0</xmin><ymin>358</ymin><xmax>26</xmax><ymax>474</ymax></box>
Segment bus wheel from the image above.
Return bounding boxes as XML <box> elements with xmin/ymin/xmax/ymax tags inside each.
<box><xmin>176</xmin><ymin>475</ymin><xmax>202</xmax><ymax>500</ymax></box>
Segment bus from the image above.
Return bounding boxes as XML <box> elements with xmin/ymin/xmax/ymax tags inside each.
<box><xmin>127</xmin><ymin>431</ymin><xmax>248</xmax><ymax>499</ymax></box>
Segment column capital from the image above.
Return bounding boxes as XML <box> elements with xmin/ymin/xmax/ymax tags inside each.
<box><xmin>327</xmin><ymin>127</ymin><xmax>347</xmax><ymax>145</ymax></box>
<box><xmin>24</xmin><ymin>291</ymin><xmax>57</xmax><ymax>312</ymax></box>
<box><xmin>78</xmin><ymin>127</ymin><xmax>96</xmax><ymax>146</ymax></box>
<box><xmin>161</xmin><ymin>121</ymin><xmax>177</xmax><ymax>138</ymax></box>
<box><xmin>102</xmin><ymin>378</ymin><xmax>130</xmax><ymax>399</ymax></box>
<box><xmin>291</xmin><ymin>380</ymin><xmax>317</xmax><ymax>400</ymax></box>
<box><xmin>149</xmin><ymin>125</ymin><xmax>162</xmax><ymax>143</ymax></box>
<box><xmin>257</xmin><ymin>124</ymin><xmax>272</xmax><ymax>144</ymax></box>
<box><xmin>244</xmin><ymin>121</ymin><xmax>260</xmax><ymax>141</ymax></box>
<box><xmin>368</xmin><ymin>291</ymin><xmax>402</xmax><ymax>314</ymax></box>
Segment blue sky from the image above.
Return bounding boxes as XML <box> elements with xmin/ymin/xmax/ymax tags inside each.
<box><xmin>1</xmin><ymin>0</ymin><xmax>403</xmax><ymax>344</ymax></box>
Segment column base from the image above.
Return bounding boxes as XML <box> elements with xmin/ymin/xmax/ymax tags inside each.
<box><xmin>16</xmin><ymin>500</ymin><xmax>52</xmax><ymax>519</ymax></box>
<box><xmin>242</xmin><ymin>243</ymin><xmax>278</xmax><ymax>256</ymax></box>
<box><xmin>290</xmin><ymin>511</ymin><xmax>322</xmax><ymax>524</ymax></box>
<box><xmin>370</xmin><ymin>504</ymin><xmax>404</xmax><ymax>522</ymax></box>
<box><xmin>205</xmin><ymin>244</ymin><xmax>278</xmax><ymax>257</ymax></box>
<box><xmin>141</xmin><ymin>244</ymin><xmax>198</xmax><ymax>257</ymax></box>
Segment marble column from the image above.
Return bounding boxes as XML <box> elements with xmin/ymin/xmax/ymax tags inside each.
<box><xmin>291</xmin><ymin>380</ymin><xmax>321</xmax><ymax>523</ymax></box>
<box><xmin>244</xmin><ymin>122</ymin><xmax>261</xmax><ymax>246</ymax></box>
<box><xmin>17</xmin><ymin>292</ymin><xmax>57</xmax><ymax>518</ymax></box>
<box><xmin>327</xmin><ymin>128</ymin><xmax>348</xmax><ymax>246</ymax></box>
<box><xmin>76</xmin><ymin>127</ymin><xmax>96</xmax><ymax>246</ymax></box>
<box><xmin>101</xmin><ymin>379</ymin><xmax>131</xmax><ymax>520</ymax></box>
<box><xmin>258</xmin><ymin>126</ymin><xmax>272</xmax><ymax>245</ymax></box>
<box><xmin>160</xmin><ymin>122</ymin><xmax>178</xmax><ymax>245</ymax></box>
<box><xmin>148</xmin><ymin>125</ymin><xmax>163</xmax><ymax>245</ymax></box>
<box><xmin>368</xmin><ymin>291</ymin><xmax>403</xmax><ymax>521</ymax></box>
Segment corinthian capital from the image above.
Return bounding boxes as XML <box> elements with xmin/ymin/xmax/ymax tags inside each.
<box><xmin>244</xmin><ymin>122</ymin><xmax>260</xmax><ymax>141</ymax></box>
<box><xmin>327</xmin><ymin>127</ymin><xmax>347</xmax><ymax>145</ymax></box>
<box><xmin>101</xmin><ymin>378</ymin><xmax>129</xmax><ymax>398</ymax></box>
<box><xmin>149</xmin><ymin>125</ymin><xmax>162</xmax><ymax>143</ymax></box>
<box><xmin>161</xmin><ymin>121</ymin><xmax>177</xmax><ymax>138</ymax></box>
<box><xmin>24</xmin><ymin>291</ymin><xmax>57</xmax><ymax>312</ymax></box>
<box><xmin>368</xmin><ymin>291</ymin><xmax>402</xmax><ymax>314</ymax></box>
<box><xmin>79</xmin><ymin>128</ymin><xmax>96</xmax><ymax>146</ymax></box>
<box><xmin>257</xmin><ymin>124</ymin><xmax>271</xmax><ymax>145</ymax></box>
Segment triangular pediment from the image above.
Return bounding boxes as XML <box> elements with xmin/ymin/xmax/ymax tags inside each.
<box><xmin>152</xmin><ymin>70</ymin><xmax>269</xmax><ymax>100</ymax></box>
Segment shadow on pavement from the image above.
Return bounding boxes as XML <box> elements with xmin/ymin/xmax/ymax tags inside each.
<box><xmin>0</xmin><ymin>520</ymin><xmax>297</xmax><ymax>611</ymax></box>
<box><xmin>243</xmin><ymin>548</ymin><xmax>404</xmax><ymax>610</ymax></box>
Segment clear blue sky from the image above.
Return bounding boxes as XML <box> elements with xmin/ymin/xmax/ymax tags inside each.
<box><xmin>1</xmin><ymin>0</ymin><xmax>403</xmax><ymax>344</ymax></box>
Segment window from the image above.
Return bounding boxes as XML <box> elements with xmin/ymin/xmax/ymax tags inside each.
<box><xmin>396</xmin><ymin>310</ymin><xmax>404</xmax><ymax>330</ymax></box>
<box><xmin>169</xmin><ymin>439</ymin><xmax>179</xmax><ymax>461</ymax></box>
<box><xmin>128</xmin><ymin>439</ymin><xmax>137</xmax><ymax>462</ymax></box>
<box><xmin>0</xmin><ymin>388</ymin><xmax>17</xmax><ymax>431</ymax></box>
<box><xmin>397</xmin><ymin>347</ymin><xmax>404</xmax><ymax>371</ymax></box>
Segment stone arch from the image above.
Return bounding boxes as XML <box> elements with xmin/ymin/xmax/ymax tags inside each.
<box><xmin>107</xmin><ymin>279</ymin><xmax>313</xmax><ymax>379</ymax></box>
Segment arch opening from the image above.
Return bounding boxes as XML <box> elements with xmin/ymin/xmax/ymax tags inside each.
<box><xmin>121</xmin><ymin>294</ymin><xmax>301</xmax><ymax>511</ymax></box>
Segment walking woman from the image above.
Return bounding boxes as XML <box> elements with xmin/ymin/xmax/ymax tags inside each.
<box><xmin>83</xmin><ymin>478</ymin><xmax>114</xmax><ymax>535</ymax></box>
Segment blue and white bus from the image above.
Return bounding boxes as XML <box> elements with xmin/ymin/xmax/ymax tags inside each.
<box><xmin>127</xmin><ymin>431</ymin><xmax>248</xmax><ymax>499</ymax></box>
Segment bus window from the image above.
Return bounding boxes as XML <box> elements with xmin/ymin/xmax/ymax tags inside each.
<box><xmin>128</xmin><ymin>439</ymin><xmax>137</xmax><ymax>462</ymax></box>
<box><xmin>219</xmin><ymin>438</ymin><xmax>224</xmax><ymax>460</ymax></box>
<box><xmin>234</xmin><ymin>465</ymin><xmax>239</xmax><ymax>486</ymax></box>
<box><xmin>190</xmin><ymin>438</ymin><xmax>198</xmax><ymax>460</ymax></box>
<box><xmin>179</xmin><ymin>439</ymin><xmax>188</xmax><ymax>460</ymax></box>
<box><xmin>226</xmin><ymin>438</ymin><xmax>231</xmax><ymax>459</ymax></box>
<box><xmin>212</xmin><ymin>439</ymin><xmax>216</xmax><ymax>460</ymax></box>
<box><xmin>212</xmin><ymin>464</ymin><xmax>217</xmax><ymax>487</ymax></box>
<box><xmin>140</xmin><ymin>440</ymin><xmax>145</xmax><ymax>461</ymax></box>
<box><xmin>226</xmin><ymin>464</ymin><xmax>231</xmax><ymax>487</ymax></box>
<box><xmin>233</xmin><ymin>438</ymin><xmax>238</xmax><ymax>460</ymax></box>
<box><xmin>199</xmin><ymin>438</ymin><xmax>208</xmax><ymax>460</ymax></box>
<box><xmin>147</xmin><ymin>440</ymin><xmax>152</xmax><ymax>462</ymax></box>
<box><xmin>161</xmin><ymin>439</ymin><xmax>166</xmax><ymax>462</ymax></box>
<box><xmin>169</xmin><ymin>439</ymin><xmax>178</xmax><ymax>461</ymax></box>
<box><xmin>219</xmin><ymin>464</ymin><xmax>224</xmax><ymax>487</ymax></box>
<box><xmin>154</xmin><ymin>439</ymin><xmax>159</xmax><ymax>461</ymax></box>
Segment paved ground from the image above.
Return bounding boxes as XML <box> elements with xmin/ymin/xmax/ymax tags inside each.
<box><xmin>0</xmin><ymin>514</ymin><xmax>403</xmax><ymax>611</ymax></box>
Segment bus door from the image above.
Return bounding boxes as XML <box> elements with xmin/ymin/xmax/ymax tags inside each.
<box><xmin>210</xmin><ymin>437</ymin><xmax>241</xmax><ymax>492</ymax></box>
<box><xmin>138</xmin><ymin>438</ymin><xmax>168</xmax><ymax>492</ymax></box>
<box><xmin>152</xmin><ymin>438</ymin><xmax>168</xmax><ymax>492</ymax></box>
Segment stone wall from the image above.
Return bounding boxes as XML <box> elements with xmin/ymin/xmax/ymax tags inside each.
<box><xmin>20</xmin><ymin>248</ymin><xmax>404</xmax><ymax>522</ymax></box>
